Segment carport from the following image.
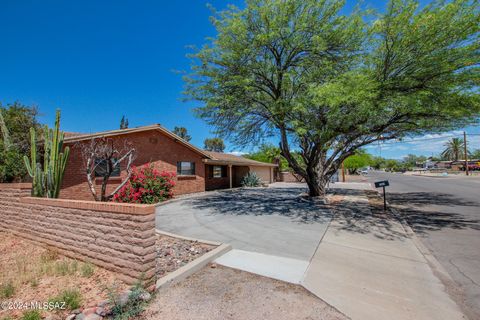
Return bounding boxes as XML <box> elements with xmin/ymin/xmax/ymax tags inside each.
<box><xmin>203</xmin><ymin>151</ymin><xmax>277</xmax><ymax>191</ymax></box>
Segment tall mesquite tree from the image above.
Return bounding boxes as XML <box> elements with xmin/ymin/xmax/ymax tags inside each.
<box><xmin>24</xmin><ymin>110</ymin><xmax>70</xmax><ymax>198</ymax></box>
<box><xmin>185</xmin><ymin>0</ymin><xmax>480</xmax><ymax>197</ymax></box>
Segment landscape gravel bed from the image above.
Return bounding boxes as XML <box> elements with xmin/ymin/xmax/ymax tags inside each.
<box><xmin>156</xmin><ymin>234</ymin><xmax>215</xmax><ymax>278</ymax></box>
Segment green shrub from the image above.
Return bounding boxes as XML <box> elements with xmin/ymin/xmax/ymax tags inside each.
<box><xmin>80</xmin><ymin>262</ymin><xmax>95</xmax><ymax>278</ymax></box>
<box><xmin>49</xmin><ymin>289</ymin><xmax>82</xmax><ymax>310</ymax></box>
<box><xmin>106</xmin><ymin>280</ymin><xmax>148</xmax><ymax>320</ymax></box>
<box><xmin>0</xmin><ymin>281</ymin><xmax>15</xmax><ymax>298</ymax></box>
<box><xmin>241</xmin><ymin>172</ymin><xmax>262</xmax><ymax>187</ymax></box>
<box><xmin>21</xmin><ymin>310</ymin><xmax>41</xmax><ymax>320</ymax></box>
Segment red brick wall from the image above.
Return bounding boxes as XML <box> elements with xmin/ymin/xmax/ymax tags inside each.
<box><xmin>61</xmin><ymin>130</ymin><xmax>206</xmax><ymax>200</ymax></box>
<box><xmin>205</xmin><ymin>165</ymin><xmax>230</xmax><ymax>191</ymax></box>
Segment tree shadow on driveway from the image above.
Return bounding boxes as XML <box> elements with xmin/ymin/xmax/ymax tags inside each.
<box><xmin>186</xmin><ymin>187</ymin><xmax>333</xmax><ymax>224</ymax></box>
<box><xmin>329</xmin><ymin>189</ymin><xmax>408</xmax><ymax>241</ymax></box>
<box><xmin>386</xmin><ymin>192</ymin><xmax>480</xmax><ymax>234</ymax></box>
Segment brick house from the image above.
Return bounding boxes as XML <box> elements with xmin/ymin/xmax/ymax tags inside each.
<box><xmin>60</xmin><ymin>124</ymin><xmax>277</xmax><ymax>200</ymax></box>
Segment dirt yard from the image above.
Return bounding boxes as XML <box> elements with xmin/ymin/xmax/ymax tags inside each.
<box><xmin>0</xmin><ymin>231</ymin><xmax>128</xmax><ymax>319</ymax></box>
<box><xmin>141</xmin><ymin>265</ymin><xmax>348</xmax><ymax>320</ymax></box>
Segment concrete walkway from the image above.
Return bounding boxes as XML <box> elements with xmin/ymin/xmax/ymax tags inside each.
<box><xmin>302</xmin><ymin>189</ymin><xmax>466</xmax><ymax>320</ymax></box>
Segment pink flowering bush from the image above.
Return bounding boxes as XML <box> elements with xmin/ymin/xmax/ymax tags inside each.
<box><xmin>113</xmin><ymin>164</ymin><xmax>176</xmax><ymax>204</ymax></box>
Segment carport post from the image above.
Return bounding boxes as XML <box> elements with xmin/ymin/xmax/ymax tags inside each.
<box><xmin>229</xmin><ymin>164</ymin><xmax>233</xmax><ymax>188</ymax></box>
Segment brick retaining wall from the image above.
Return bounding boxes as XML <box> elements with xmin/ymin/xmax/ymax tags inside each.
<box><xmin>0</xmin><ymin>183</ymin><xmax>156</xmax><ymax>285</ymax></box>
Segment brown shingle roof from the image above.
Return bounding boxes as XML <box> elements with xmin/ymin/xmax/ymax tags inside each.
<box><xmin>203</xmin><ymin>151</ymin><xmax>277</xmax><ymax>167</ymax></box>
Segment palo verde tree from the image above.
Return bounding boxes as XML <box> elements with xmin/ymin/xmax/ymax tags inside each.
<box><xmin>185</xmin><ymin>0</ymin><xmax>480</xmax><ymax>197</ymax></box>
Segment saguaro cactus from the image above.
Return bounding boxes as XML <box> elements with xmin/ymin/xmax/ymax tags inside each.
<box><xmin>23</xmin><ymin>109</ymin><xmax>70</xmax><ymax>198</ymax></box>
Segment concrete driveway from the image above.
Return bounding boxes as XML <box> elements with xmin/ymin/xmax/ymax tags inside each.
<box><xmin>155</xmin><ymin>183</ymin><xmax>332</xmax><ymax>261</ymax></box>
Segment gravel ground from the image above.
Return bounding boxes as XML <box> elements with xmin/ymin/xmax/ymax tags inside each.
<box><xmin>156</xmin><ymin>234</ymin><xmax>214</xmax><ymax>277</ymax></box>
<box><xmin>142</xmin><ymin>265</ymin><xmax>348</xmax><ymax>320</ymax></box>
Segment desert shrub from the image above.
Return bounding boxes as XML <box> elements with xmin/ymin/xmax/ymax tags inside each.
<box><xmin>0</xmin><ymin>281</ymin><xmax>15</xmax><ymax>298</ymax></box>
<box><xmin>21</xmin><ymin>310</ymin><xmax>41</xmax><ymax>320</ymax></box>
<box><xmin>80</xmin><ymin>262</ymin><xmax>95</xmax><ymax>278</ymax></box>
<box><xmin>241</xmin><ymin>172</ymin><xmax>262</xmax><ymax>187</ymax></box>
<box><xmin>49</xmin><ymin>289</ymin><xmax>82</xmax><ymax>310</ymax></box>
<box><xmin>113</xmin><ymin>164</ymin><xmax>176</xmax><ymax>204</ymax></box>
<box><xmin>106</xmin><ymin>280</ymin><xmax>149</xmax><ymax>320</ymax></box>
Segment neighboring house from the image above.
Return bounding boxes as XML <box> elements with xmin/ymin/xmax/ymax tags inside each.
<box><xmin>60</xmin><ymin>124</ymin><xmax>277</xmax><ymax>200</ymax></box>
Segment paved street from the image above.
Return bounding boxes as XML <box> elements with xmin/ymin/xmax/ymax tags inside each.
<box><xmin>365</xmin><ymin>171</ymin><xmax>480</xmax><ymax>319</ymax></box>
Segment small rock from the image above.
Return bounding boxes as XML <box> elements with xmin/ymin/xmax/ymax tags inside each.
<box><xmin>71</xmin><ymin>309</ymin><xmax>82</xmax><ymax>315</ymax></box>
<box><xmin>139</xmin><ymin>291</ymin><xmax>151</xmax><ymax>302</ymax></box>
<box><xmin>95</xmin><ymin>307</ymin><xmax>109</xmax><ymax>317</ymax></box>
<box><xmin>210</xmin><ymin>263</ymin><xmax>217</xmax><ymax>269</ymax></box>
<box><xmin>118</xmin><ymin>291</ymin><xmax>131</xmax><ymax>306</ymax></box>
<box><xmin>82</xmin><ymin>307</ymin><xmax>96</xmax><ymax>316</ymax></box>
<box><xmin>74</xmin><ymin>314</ymin><xmax>85</xmax><ymax>320</ymax></box>
<box><xmin>84</xmin><ymin>315</ymin><xmax>102</xmax><ymax>320</ymax></box>
<box><xmin>65</xmin><ymin>315</ymin><xmax>76</xmax><ymax>320</ymax></box>
<box><xmin>96</xmin><ymin>300</ymin><xmax>109</xmax><ymax>308</ymax></box>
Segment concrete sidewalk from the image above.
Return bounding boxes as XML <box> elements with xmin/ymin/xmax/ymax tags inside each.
<box><xmin>303</xmin><ymin>190</ymin><xmax>466</xmax><ymax>320</ymax></box>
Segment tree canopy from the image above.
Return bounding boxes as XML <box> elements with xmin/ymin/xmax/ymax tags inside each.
<box><xmin>343</xmin><ymin>149</ymin><xmax>372</xmax><ymax>174</ymax></box>
<box><xmin>204</xmin><ymin>137</ymin><xmax>225</xmax><ymax>152</ymax></box>
<box><xmin>0</xmin><ymin>102</ymin><xmax>40</xmax><ymax>182</ymax></box>
<box><xmin>185</xmin><ymin>0</ymin><xmax>480</xmax><ymax>196</ymax></box>
<box><xmin>173</xmin><ymin>126</ymin><xmax>192</xmax><ymax>142</ymax></box>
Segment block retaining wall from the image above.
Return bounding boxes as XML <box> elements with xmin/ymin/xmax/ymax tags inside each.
<box><xmin>0</xmin><ymin>183</ymin><xmax>156</xmax><ymax>285</ymax></box>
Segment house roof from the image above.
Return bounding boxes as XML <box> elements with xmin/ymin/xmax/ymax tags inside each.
<box><xmin>63</xmin><ymin>124</ymin><xmax>277</xmax><ymax>167</ymax></box>
<box><xmin>203</xmin><ymin>151</ymin><xmax>277</xmax><ymax>167</ymax></box>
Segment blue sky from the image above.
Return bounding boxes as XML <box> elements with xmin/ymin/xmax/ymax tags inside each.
<box><xmin>0</xmin><ymin>0</ymin><xmax>478</xmax><ymax>159</ymax></box>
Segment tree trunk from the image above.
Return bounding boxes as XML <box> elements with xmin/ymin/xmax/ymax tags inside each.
<box><xmin>304</xmin><ymin>164</ymin><xmax>329</xmax><ymax>198</ymax></box>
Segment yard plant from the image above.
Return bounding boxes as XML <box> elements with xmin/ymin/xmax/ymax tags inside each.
<box><xmin>241</xmin><ymin>172</ymin><xmax>262</xmax><ymax>187</ymax></box>
<box><xmin>185</xmin><ymin>0</ymin><xmax>480</xmax><ymax>197</ymax></box>
<box><xmin>23</xmin><ymin>109</ymin><xmax>70</xmax><ymax>198</ymax></box>
<box><xmin>113</xmin><ymin>164</ymin><xmax>176</xmax><ymax>204</ymax></box>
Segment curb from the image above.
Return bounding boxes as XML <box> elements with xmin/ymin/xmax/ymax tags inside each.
<box><xmin>156</xmin><ymin>243</ymin><xmax>232</xmax><ymax>291</ymax></box>
<box><xmin>155</xmin><ymin>229</ymin><xmax>222</xmax><ymax>246</ymax></box>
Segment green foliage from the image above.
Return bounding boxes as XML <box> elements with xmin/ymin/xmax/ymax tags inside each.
<box><xmin>0</xmin><ymin>281</ymin><xmax>15</xmax><ymax>298</ymax></box>
<box><xmin>241</xmin><ymin>172</ymin><xmax>262</xmax><ymax>187</ymax></box>
<box><xmin>0</xmin><ymin>102</ymin><xmax>39</xmax><ymax>182</ymax></box>
<box><xmin>49</xmin><ymin>289</ymin><xmax>82</xmax><ymax>310</ymax></box>
<box><xmin>172</xmin><ymin>126</ymin><xmax>192</xmax><ymax>142</ymax></box>
<box><xmin>185</xmin><ymin>0</ymin><xmax>480</xmax><ymax>196</ymax></box>
<box><xmin>441</xmin><ymin>138</ymin><xmax>466</xmax><ymax>161</ymax></box>
<box><xmin>80</xmin><ymin>262</ymin><xmax>95</xmax><ymax>278</ymax></box>
<box><xmin>23</xmin><ymin>109</ymin><xmax>70</xmax><ymax>198</ymax></box>
<box><xmin>343</xmin><ymin>150</ymin><xmax>372</xmax><ymax>174</ymax></box>
<box><xmin>471</xmin><ymin>149</ymin><xmax>480</xmax><ymax>159</ymax></box>
<box><xmin>120</xmin><ymin>115</ymin><xmax>129</xmax><ymax>129</ymax></box>
<box><xmin>106</xmin><ymin>280</ymin><xmax>148</xmax><ymax>320</ymax></box>
<box><xmin>20</xmin><ymin>310</ymin><xmax>41</xmax><ymax>320</ymax></box>
<box><xmin>204</xmin><ymin>137</ymin><xmax>225</xmax><ymax>152</ymax></box>
<box><xmin>245</xmin><ymin>144</ymin><xmax>289</xmax><ymax>170</ymax></box>
<box><xmin>403</xmin><ymin>154</ymin><xmax>427</xmax><ymax>168</ymax></box>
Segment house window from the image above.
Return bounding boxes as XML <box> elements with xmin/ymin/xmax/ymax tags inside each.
<box><xmin>177</xmin><ymin>161</ymin><xmax>195</xmax><ymax>175</ymax></box>
<box><xmin>211</xmin><ymin>165</ymin><xmax>227</xmax><ymax>178</ymax></box>
<box><xmin>94</xmin><ymin>158</ymin><xmax>120</xmax><ymax>177</ymax></box>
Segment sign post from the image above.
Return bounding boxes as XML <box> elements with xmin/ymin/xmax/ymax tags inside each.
<box><xmin>374</xmin><ymin>180</ymin><xmax>390</xmax><ymax>211</ymax></box>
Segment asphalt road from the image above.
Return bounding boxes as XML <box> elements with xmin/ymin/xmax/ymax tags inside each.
<box><xmin>365</xmin><ymin>171</ymin><xmax>480</xmax><ymax>319</ymax></box>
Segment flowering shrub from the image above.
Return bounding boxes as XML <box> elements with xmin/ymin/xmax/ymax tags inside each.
<box><xmin>113</xmin><ymin>164</ymin><xmax>176</xmax><ymax>204</ymax></box>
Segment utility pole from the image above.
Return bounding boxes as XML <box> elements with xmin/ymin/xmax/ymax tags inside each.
<box><xmin>464</xmin><ymin>131</ymin><xmax>469</xmax><ymax>176</ymax></box>
<box><xmin>341</xmin><ymin>161</ymin><xmax>346</xmax><ymax>182</ymax></box>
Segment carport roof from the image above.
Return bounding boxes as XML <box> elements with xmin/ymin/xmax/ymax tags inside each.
<box><xmin>204</xmin><ymin>151</ymin><xmax>278</xmax><ymax>167</ymax></box>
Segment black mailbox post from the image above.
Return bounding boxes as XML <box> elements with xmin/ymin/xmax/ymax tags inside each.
<box><xmin>374</xmin><ymin>180</ymin><xmax>390</xmax><ymax>211</ymax></box>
